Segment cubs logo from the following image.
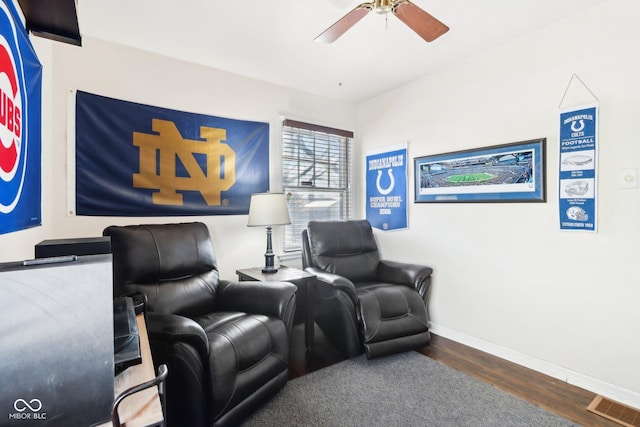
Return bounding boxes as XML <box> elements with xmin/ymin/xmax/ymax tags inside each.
<box><xmin>0</xmin><ymin>2</ymin><xmax>27</xmax><ymax>214</ymax></box>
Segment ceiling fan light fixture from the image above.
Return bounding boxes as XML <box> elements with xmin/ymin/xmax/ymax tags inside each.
<box><xmin>374</xmin><ymin>0</ymin><xmax>393</xmax><ymax>14</ymax></box>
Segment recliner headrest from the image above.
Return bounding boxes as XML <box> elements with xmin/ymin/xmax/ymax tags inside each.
<box><xmin>306</xmin><ymin>220</ymin><xmax>380</xmax><ymax>282</ymax></box>
<box><xmin>104</xmin><ymin>222</ymin><xmax>217</xmax><ymax>287</ymax></box>
<box><xmin>307</xmin><ymin>220</ymin><xmax>377</xmax><ymax>257</ymax></box>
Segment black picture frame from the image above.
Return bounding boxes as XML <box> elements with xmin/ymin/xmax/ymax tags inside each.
<box><xmin>414</xmin><ymin>138</ymin><xmax>546</xmax><ymax>203</ymax></box>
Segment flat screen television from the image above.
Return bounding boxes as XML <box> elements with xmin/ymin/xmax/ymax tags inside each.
<box><xmin>0</xmin><ymin>254</ymin><xmax>114</xmax><ymax>426</ymax></box>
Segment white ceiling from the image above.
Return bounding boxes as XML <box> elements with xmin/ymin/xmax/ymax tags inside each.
<box><xmin>78</xmin><ymin>0</ymin><xmax>607</xmax><ymax>104</ymax></box>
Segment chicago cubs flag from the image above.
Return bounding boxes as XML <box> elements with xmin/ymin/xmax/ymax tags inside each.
<box><xmin>0</xmin><ymin>0</ymin><xmax>42</xmax><ymax>234</ymax></box>
<box><xmin>75</xmin><ymin>91</ymin><xmax>269</xmax><ymax>216</ymax></box>
<box><xmin>366</xmin><ymin>144</ymin><xmax>408</xmax><ymax>231</ymax></box>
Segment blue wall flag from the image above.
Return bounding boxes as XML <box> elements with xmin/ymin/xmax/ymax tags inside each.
<box><xmin>0</xmin><ymin>0</ymin><xmax>42</xmax><ymax>235</ymax></box>
<box><xmin>366</xmin><ymin>145</ymin><xmax>408</xmax><ymax>231</ymax></box>
<box><xmin>559</xmin><ymin>104</ymin><xmax>598</xmax><ymax>231</ymax></box>
<box><xmin>75</xmin><ymin>91</ymin><xmax>269</xmax><ymax>216</ymax></box>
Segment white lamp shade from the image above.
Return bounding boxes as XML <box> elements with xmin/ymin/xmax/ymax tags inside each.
<box><xmin>247</xmin><ymin>193</ymin><xmax>291</xmax><ymax>226</ymax></box>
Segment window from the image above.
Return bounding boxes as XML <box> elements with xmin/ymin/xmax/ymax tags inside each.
<box><xmin>282</xmin><ymin>119</ymin><xmax>353</xmax><ymax>252</ymax></box>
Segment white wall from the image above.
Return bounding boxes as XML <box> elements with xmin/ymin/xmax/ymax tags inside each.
<box><xmin>356</xmin><ymin>0</ymin><xmax>639</xmax><ymax>407</ymax></box>
<box><xmin>0</xmin><ymin>36</ymin><xmax>356</xmax><ymax>280</ymax></box>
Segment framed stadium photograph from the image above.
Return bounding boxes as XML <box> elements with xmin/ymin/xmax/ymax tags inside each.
<box><xmin>414</xmin><ymin>138</ymin><xmax>546</xmax><ymax>203</ymax></box>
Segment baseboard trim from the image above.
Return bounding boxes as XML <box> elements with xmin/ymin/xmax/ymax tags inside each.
<box><xmin>430</xmin><ymin>323</ymin><xmax>640</xmax><ymax>410</ymax></box>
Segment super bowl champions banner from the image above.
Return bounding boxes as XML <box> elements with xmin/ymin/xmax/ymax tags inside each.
<box><xmin>559</xmin><ymin>104</ymin><xmax>598</xmax><ymax>232</ymax></box>
<box><xmin>366</xmin><ymin>144</ymin><xmax>408</xmax><ymax>231</ymax></box>
<box><xmin>0</xmin><ymin>0</ymin><xmax>42</xmax><ymax>234</ymax></box>
<box><xmin>74</xmin><ymin>91</ymin><xmax>269</xmax><ymax>216</ymax></box>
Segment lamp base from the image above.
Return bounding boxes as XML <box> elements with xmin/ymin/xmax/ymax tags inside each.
<box><xmin>262</xmin><ymin>226</ymin><xmax>278</xmax><ymax>274</ymax></box>
<box><xmin>262</xmin><ymin>266</ymin><xmax>279</xmax><ymax>274</ymax></box>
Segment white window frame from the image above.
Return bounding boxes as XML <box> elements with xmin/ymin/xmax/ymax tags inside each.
<box><xmin>281</xmin><ymin>119</ymin><xmax>354</xmax><ymax>252</ymax></box>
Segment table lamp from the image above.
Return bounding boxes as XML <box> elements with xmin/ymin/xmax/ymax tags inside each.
<box><xmin>247</xmin><ymin>192</ymin><xmax>291</xmax><ymax>273</ymax></box>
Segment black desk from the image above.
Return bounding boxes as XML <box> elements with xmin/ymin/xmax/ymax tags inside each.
<box><xmin>236</xmin><ymin>266</ymin><xmax>316</xmax><ymax>351</ymax></box>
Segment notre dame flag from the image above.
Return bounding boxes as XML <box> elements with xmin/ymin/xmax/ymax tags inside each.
<box><xmin>75</xmin><ymin>91</ymin><xmax>269</xmax><ymax>216</ymax></box>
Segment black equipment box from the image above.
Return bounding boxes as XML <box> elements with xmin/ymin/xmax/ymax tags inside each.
<box><xmin>35</xmin><ymin>236</ymin><xmax>111</xmax><ymax>258</ymax></box>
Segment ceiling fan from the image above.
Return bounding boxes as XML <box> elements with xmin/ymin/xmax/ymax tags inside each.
<box><xmin>315</xmin><ymin>0</ymin><xmax>449</xmax><ymax>43</ymax></box>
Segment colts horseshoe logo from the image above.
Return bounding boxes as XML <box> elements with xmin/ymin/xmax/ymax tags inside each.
<box><xmin>570</xmin><ymin>119</ymin><xmax>585</xmax><ymax>133</ymax></box>
<box><xmin>376</xmin><ymin>169</ymin><xmax>395</xmax><ymax>195</ymax></box>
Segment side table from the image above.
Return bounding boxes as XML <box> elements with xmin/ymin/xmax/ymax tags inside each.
<box><xmin>236</xmin><ymin>265</ymin><xmax>316</xmax><ymax>351</ymax></box>
<box><xmin>98</xmin><ymin>313</ymin><xmax>165</xmax><ymax>427</ymax></box>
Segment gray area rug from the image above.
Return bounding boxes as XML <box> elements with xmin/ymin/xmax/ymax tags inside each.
<box><xmin>242</xmin><ymin>351</ymin><xmax>578</xmax><ymax>426</ymax></box>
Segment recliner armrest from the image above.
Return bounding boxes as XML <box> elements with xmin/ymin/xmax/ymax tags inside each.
<box><xmin>305</xmin><ymin>267</ymin><xmax>358</xmax><ymax>305</ymax></box>
<box><xmin>214</xmin><ymin>280</ymin><xmax>297</xmax><ymax>323</ymax></box>
<box><xmin>145</xmin><ymin>312</ymin><xmax>209</xmax><ymax>359</ymax></box>
<box><xmin>378</xmin><ymin>260</ymin><xmax>433</xmax><ymax>299</ymax></box>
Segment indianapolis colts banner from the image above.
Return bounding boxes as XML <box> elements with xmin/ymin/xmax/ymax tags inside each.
<box><xmin>366</xmin><ymin>144</ymin><xmax>408</xmax><ymax>231</ymax></box>
<box><xmin>0</xmin><ymin>0</ymin><xmax>42</xmax><ymax>234</ymax></box>
<box><xmin>559</xmin><ymin>104</ymin><xmax>598</xmax><ymax>231</ymax></box>
<box><xmin>75</xmin><ymin>91</ymin><xmax>269</xmax><ymax>216</ymax></box>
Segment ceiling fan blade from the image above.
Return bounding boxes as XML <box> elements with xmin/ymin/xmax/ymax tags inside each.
<box><xmin>393</xmin><ymin>1</ymin><xmax>449</xmax><ymax>42</ymax></box>
<box><xmin>315</xmin><ymin>3</ymin><xmax>373</xmax><ymax>43</ymax></box>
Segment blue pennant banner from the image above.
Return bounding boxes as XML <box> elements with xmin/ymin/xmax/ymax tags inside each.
<box><xmin>75</xmin><ymin>91</ymin><xmax>269</xmax><ymax>216</ymax></box>
<box><xmin>559</xmin><ymin>104</ymin><xmax>598</xmax><ymax>231</ymax></box>
<box><xmin>366</xmin><ymin>145</ymin><xmax>408</xmax><ymax>231</ymax></box>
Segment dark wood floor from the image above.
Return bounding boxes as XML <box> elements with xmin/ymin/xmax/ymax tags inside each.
<box><xmin>288</xmin><ymin>323</ymin><xmax>619</xmax><ymax>426</ymax></box>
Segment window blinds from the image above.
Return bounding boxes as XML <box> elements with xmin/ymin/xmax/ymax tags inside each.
<box><xmin>282</xmin><ymin>119</ymin><xmax>354</xmax><ymax>252</ymax></box>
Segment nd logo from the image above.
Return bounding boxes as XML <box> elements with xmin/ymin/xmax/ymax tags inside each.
<box><xmin>133</xmin><ymin>119</ymin><xmax>236</xmax><ymax>206</ymax></box>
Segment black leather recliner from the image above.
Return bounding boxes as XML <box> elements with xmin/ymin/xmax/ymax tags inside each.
<box><xmin>302</xmin><ymin>219</ymin><xmax>433</xmax><ymax>359</ymax></box>
<box><xmin>104</xmin><ymin>222</ymin><xmax>297</xmax><ymax>427</ymax></box>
